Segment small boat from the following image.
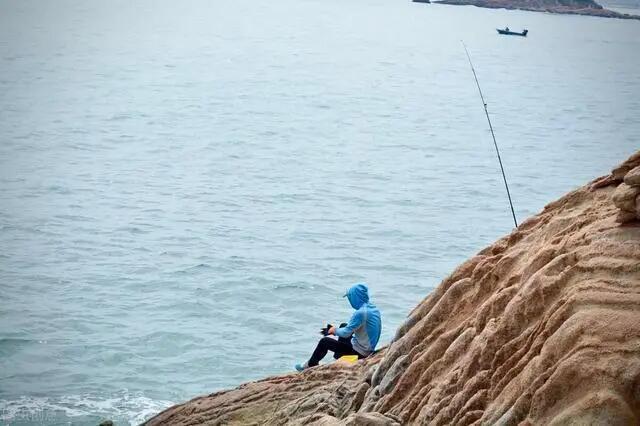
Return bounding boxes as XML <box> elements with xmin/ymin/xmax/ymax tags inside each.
<box><xmin>497</xmin><ymin>28</ymin><xmax>528</xmax><ymax>37</ymax></box>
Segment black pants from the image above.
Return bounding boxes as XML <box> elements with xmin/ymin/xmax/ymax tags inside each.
<box><xmin>307</xmin><ymin>324</ymin><xmax>365</xmax><ymax>367</ymax></box>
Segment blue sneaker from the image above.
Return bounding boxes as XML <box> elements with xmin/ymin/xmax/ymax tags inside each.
<box><xmin>295</xmin><ymin>362</ymin><xmax>308</xmax><ymax>372</ymax></box>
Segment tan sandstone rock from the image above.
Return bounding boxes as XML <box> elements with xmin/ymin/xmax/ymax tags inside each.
<box><xmin>612</xmin><ymin>183</ymin><xmax>640</xmax><ymax>212</ymax></box>
<box><xmin>612</xmin><ymin>150</ymin><xmax>640</xmax><ymax>181</ymax></box>
<box><xmin>616</xmin><ymin>209</ymin><xmax>637</xmax><ymax>224</ymax></box>
<box><xmin>624</xmin><ymin>165</ymin><xmax>640</xmax><ymax>187</ymax></box>
<box><xmin>144</xmin><ymin>151</ymin><xmax>640</xmax><ymax>426</ymax></box>
<box><xmin>342</xmin><ymin>412</ymin><xmax>400</xmax><ymax>426</ymax></box>
<box><xmin>591</xmin><ymin>150</ymin><xmax>640</xmax><ymax>189</ymax></box>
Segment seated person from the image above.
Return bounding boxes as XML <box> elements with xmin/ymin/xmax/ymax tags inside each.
<box><xmin>296</xmin><ymin>283</ymin><xmax>382</xmax><ymax>371</ymax></box>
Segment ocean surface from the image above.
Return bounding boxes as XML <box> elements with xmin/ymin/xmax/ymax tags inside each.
<box><xmin>1</xmin><ymin>0</ymin><xmax>638</xmax><ymax>424</ymax></box>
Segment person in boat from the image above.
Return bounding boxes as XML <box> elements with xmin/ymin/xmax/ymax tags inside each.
<box><xmin>505</xmin><ymin>26</ymin><xmax>510</xmax><ymax>32</ymax></box>
<box><xmin>295</xmin><ymin>283</ymin><xmax>382</xmax><ymax>371</ymax></box>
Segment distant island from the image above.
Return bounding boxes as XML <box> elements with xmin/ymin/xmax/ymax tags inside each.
<box><xmin>414</xmin><ymin>0</ymin><xmax>640</xmax><ymax>19</ymax></box>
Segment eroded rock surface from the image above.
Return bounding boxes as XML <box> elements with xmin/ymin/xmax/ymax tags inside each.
<box><xmin>144</xmin><ymin>358</ymin><xmax>384</xmax><ymax>426</ymax></box>
<box><xmin>145</xmin><ymin>151</ymin><xmax>640</xmax><ymax>425</ymax></box>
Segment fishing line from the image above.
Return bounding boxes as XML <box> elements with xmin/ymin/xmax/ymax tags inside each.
<box><xmin>462</xmin><ymin>41</ymin><xmax>518</xmax><ymax>228</ymax></box>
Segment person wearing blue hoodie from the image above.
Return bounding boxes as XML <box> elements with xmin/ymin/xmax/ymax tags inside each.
<box><xmin>295</xmin><ymin>283</ymin><xmax>381</xmax><ymax>371</ymax></box>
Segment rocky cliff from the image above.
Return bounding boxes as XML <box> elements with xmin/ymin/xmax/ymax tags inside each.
<box><xmin>145</xmin><ymin>151</ymin><xmax>640</xmax><ymax>425</ymax></box>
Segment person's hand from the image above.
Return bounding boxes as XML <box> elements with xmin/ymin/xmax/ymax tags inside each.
<box><xmin>319</xmin><ymin>324</ymin><xmax>333</xmax><ymax>336</ymax></box>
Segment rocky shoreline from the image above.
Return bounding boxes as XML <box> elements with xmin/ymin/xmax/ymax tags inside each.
<box><xmin>430</xmin><ymin>0</ymin><xmax>640</xmax><ymax>20</ymax></box>
<box><xmin>145</xmin><ymin>151</ymin><xmax>640</xmax><ymax>425</ymax></box>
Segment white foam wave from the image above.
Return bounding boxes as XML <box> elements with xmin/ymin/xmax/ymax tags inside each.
<box><xmin>0</xmin><ymin>391</ymin><xmax>174</xmax><ymax>425</ymax></box>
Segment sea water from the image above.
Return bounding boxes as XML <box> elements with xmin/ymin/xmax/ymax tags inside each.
<box><xmin>1</xmin><ymin>0</ymin><xmax>638</xmax><ymax>424</ymax></box>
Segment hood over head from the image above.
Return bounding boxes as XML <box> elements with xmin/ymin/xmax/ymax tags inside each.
<box><xmin>344</xmin><ymin>283</ymin><xmax>369</xmax><ymax>309</ymax></box>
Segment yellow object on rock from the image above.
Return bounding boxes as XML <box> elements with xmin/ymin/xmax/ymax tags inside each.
<box><xmin>339</xmin><ymin>355</ymin><xmax>358</xmax><ymax>363</ymax></box>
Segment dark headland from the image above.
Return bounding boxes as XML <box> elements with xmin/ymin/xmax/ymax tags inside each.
<box><xmin>418</xmin><ymin>0</ymin><xmax>640</xmax><ymax>20</ymax></box>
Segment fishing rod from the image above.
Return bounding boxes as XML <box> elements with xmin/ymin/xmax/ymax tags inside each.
<box><xmin>462</xmin><ymin>41</ymin><xmax>518</xmax><ymax>229</ymax></box>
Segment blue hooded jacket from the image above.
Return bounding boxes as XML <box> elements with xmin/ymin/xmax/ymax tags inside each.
<box><xmin>335</xmin><ymin>283</ymin><xmax>382</xmax><ymax>356</ymax></box>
